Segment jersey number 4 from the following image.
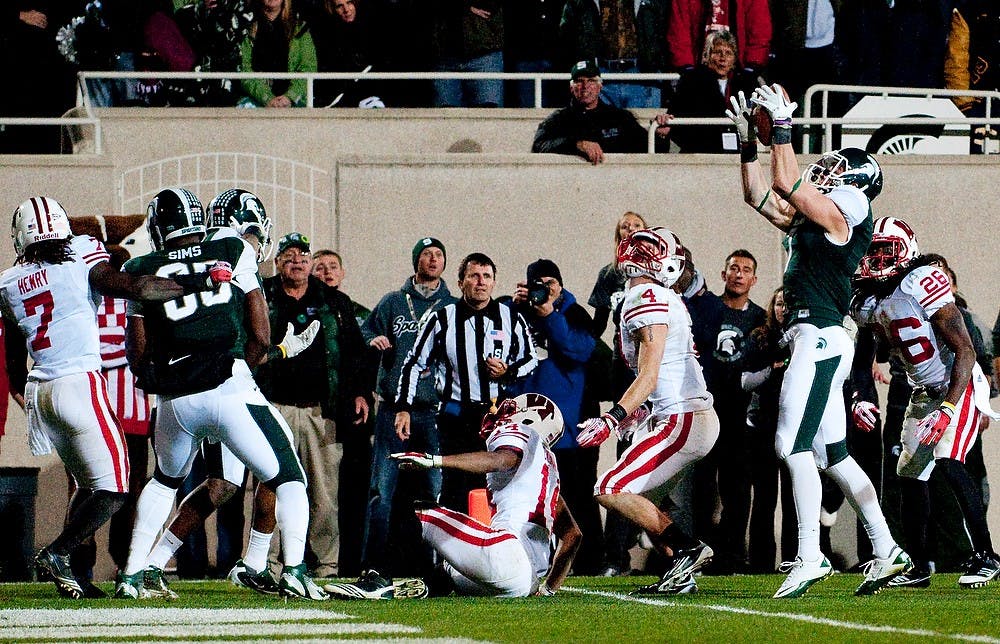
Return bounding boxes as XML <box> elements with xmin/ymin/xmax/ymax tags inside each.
<box><xmin>23</xmin><ymin>290</ymin><xmax>54</xmax><ymax>350</ymax></box>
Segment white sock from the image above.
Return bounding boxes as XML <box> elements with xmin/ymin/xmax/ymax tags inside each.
<box><xmin>825</xmin><ymin>457</ymin><xmax>896</xmax><ymax>559</ymax></box>
<box><xmin>147</xmin><ymin>529</ymin><xmax>184</xmax><ymax>571</ymax></box>
<box><xmin>124</xmin><ymin>479</ymin><xmax>176</xmax><ymax>575</ymax></box>
<box><xmin>244</xmin><ymin>529</ymin><xmax>273</xmax><ymax>572</ymax></box>
<box><xmin>785</xmin><ymin>451</ymin><xmax>823</xmax><ymax>562</ymax></box>
<box><xmin>275</xmin><ymin>481</ymin><xmax>308</xmax><ymax>568</ymax></box>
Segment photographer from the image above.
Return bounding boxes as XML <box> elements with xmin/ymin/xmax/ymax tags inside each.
<box><xmin>507</xmin><ymin>259</ymin><xmax>604</xmax><ymax>573</ymax></box>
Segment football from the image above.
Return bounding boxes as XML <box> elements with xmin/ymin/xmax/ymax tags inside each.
<box><xmin>753</xmin><ymin>84</ymin><xmax>791</xmax><ymax>146</ymax></box>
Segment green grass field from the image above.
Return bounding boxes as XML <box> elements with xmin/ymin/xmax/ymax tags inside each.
<box><xmin>2</xmin><ymin>573</ymin><xmax>999</xmax><ymax>643</ymax></box>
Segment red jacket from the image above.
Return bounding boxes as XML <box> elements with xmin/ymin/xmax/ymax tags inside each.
<box><xmin>667</xmin><ymin>0</ymin><xmax>772</xmax><ymax>70</ymax></box>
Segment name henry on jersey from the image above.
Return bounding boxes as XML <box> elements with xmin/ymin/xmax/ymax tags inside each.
<box><xmin>17</xmin><ymin>268</ymin><xmax>49</xmax><ymax>295</ymax></box>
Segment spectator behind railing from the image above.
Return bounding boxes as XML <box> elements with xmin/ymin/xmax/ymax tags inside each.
<box><xmin>429</xmin><ymin>1</ymin><xmax>505</xmax><ymax>107</ymax></box>
<box><xmin>667</xmin><ymin>0</ymin><xmax>770</xmax><ymax>78</ymax></box>
<box><xmin>238</xmin><ymin>0</ymin><xmax>317</xmax><ymax>108</ymax></box>
<box><xmin>944</xmin><ymin>2</ymin><xmax>1000</xmax><ymax>154</ymax></box>
<box><xmin>307</xmin><ymin>0</ymin><xmax>385</xmax><ymax>108</ymax></box>
<box><xmin>175</xmin><ymin>0</ymin><xmax>255</xmax><ymax>107</ymax></box>
<box><xmin>504</xmin><ymin>0</ymin><xmax>568</xmax><ymax>108</ymax></box>
<box><xmin>669</xmin><ymin>30</ymin><xmax>756</xmax><ymax>153</ymax></box>
<box><xmin>559</xmin><ymin>0</ymin><xmax>669</xmax><ymax>109</ymax></box>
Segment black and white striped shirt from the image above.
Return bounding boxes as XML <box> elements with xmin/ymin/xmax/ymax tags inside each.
<box><xmin>395</xmin><ymin>298</ymin><xmax>537</xmax><ymax>408</ymax></box>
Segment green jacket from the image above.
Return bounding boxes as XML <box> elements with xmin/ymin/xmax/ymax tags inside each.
<box><xmin>239</xmin><ymin>20</ymin><xmax>318</xmax><ymax>106</ymax></box>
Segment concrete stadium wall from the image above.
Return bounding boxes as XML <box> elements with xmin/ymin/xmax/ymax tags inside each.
<box><xmin>0</xmin><ymin>108</ymin><xmax>998</xmax><ymax>580</ymax></box>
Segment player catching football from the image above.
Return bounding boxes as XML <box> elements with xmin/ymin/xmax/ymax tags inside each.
<box><xmin>726</xmin><ymin>86</ymin><xmax>911</xmax><ymax>598</ymax></box>
<box><xmin>850</xmin><ymin>218</ymin><xmax>1000</xmax><ymax>589</ymax></box>
<box><xmin>576</xmin><ymin>227</ymin><xmax>719</xmax><ymax>596</ymax></box>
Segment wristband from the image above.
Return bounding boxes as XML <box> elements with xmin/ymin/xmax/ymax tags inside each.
<box><xmin>607</xmin><ymin>403</ymin><xmax>628</xmax><ymax>423</ymax></box>
<box><xmin>431</xmin><ymin>455</ymin><xmax>443</xmax><ymax>468</ymax></box>
<box><xmin>266</xmin><ymin>345</ymin><xmax>287</xmax><ymax>362</ymax></box>
<box><xmin>754</xmin><ymin>189</ymin><xmax>771</xmax><ymax>213</ymax></box>
<box><xmin>940</xmin><ymin>401</ymin><xmax>957</xmax><ymax>415</ymax></box>
<box><xmin>772</xmin><ymin>124</ymin><xmax>792</xmax><ymax>145</ymax></box>
<box><xmin>740</xmin><ymin>142</ymin><xmax>758</xmax><ymax>163</ymax></box>
<box><xmin>787</xmin><ymin>178</ymin><xmax>803</xmax><ymax>198</ymax></box>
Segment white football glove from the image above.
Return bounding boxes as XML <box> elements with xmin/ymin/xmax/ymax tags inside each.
<box><xmin>390</xmin><ymin>451</ymin><xmax>443</xmax><ymax>469</ymax></box>
<box><xmin>725</xmin><ymin>91</ymin><xmax>754</xmax><ymax>144</ymax></box>
<box><xmin>750</xmin><ymin>84</ymin><xmax>798</xmax><ymax>123</ymax></box>
<box><xmin>577</xmin><ymin>414</ymin><xmax>619</xmax><ymax>448</ymax></box>
<box><xmin>851</xmin><ymin>400</ymin><xmax>880</xmax><ymax>432</ymax></box>
<box><xmin>278</xmin><ymin>320</ymin><xmax>320</xmax><ymax>359</ymax></box>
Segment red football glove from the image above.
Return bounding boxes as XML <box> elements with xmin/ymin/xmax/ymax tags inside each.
<box><xmin>577</xmin><ymin>414</ymin><xmax>619</xmax><ymax>448</ymax></box>
<box><xmin>915</xmin><ymin>403</ymin><xmax>956</xmax><ymax>446</ymax></box>
<box><xmin>851</xmin><ymin>399</ymin><xmax>880</xmax><ymax>432</ymax></box>
<box><xmin>209</xmin><ymin>260</ymin><xmax>233</xmax><ymax>286</ymax></box>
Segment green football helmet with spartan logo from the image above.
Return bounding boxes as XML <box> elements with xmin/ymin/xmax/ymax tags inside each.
<box><xmin>208</xmin><ymin>189</ymin><xmax>273</xmax><ymax>262</ymax></box>
<box><xmin>146</xmin><ymin>188</ymin><xmax>206</xmax><ymax>251</ymax></box>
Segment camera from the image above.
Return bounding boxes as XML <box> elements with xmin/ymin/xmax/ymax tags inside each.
<box><xmin>527</xmin><ymin>279</ymin><xmax>550</xmax><ymax>306</ymax></box>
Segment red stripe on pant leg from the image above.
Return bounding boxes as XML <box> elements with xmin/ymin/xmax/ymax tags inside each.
<box><xmin>418</xmin><ymin>508</ymin><xmax>517</xmax><ymax>547</ymax></box>
<box><xmin>89</xmin><ymin>372</ymin><xmax>127</xmax><ymax>491</ymax></box>
<box><xmin>951</xmin><ymin>383</ymin><xmax>977</xmax><ymax>461</ymax></box>
<box><xmin>598</xmin><ymin>414</ymin><xmax>692</xmax><ymax>494</ymax></box>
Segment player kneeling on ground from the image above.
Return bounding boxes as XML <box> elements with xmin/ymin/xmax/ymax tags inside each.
<box><xmin>325</xmin><ymin>393</ymin><xmax>581</xmax><ymax>599</ymax></box>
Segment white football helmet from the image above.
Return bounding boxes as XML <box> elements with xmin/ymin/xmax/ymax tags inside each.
<box><xmin>12</xmin><ymin>196</ymin><xmax>72</xmax><ymax>257</ymax></box>
<box><xmin>616</xmin><ymin>226</ymin><xmax>685</xmax><ymax>287</ymax></box>
<box><xmin>480</xmin><ymin>393</ymin><xmax>565</xmax><ymax>448</ymax></box>
<box><xmin>858</xmin><ymin>216</ymin><xmax>919</xmax><ymax>281</ymax></box>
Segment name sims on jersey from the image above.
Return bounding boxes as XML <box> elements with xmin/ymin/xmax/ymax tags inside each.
<box><xmin>16</xmin><ymin>268</ymin><xmax>49</xmax><ymax>295</ymax></box>
<box><xmin>168</xmin><ymin>246</ymin><xmax>203</xmax><ymax>260</ymax></box>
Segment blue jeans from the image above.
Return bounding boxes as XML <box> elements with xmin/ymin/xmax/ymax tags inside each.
<box><xmin>510</xmin><ymin>58</ymin><xmax>565</xmax><ymax>108</ymax></box>
<box><xmin>598</xmin><ymin>63</ymin><xmax>662</xmax><ymax>109</ymax></box>
<box><xmin>433</xmin><ymin>51</ymin><xmax>504</xmax><ymax>107</ymax></box>
<box><xmin>360</xmin><ymin>405</ymin><xmax>441</xmax><ymax>573</ymax></box>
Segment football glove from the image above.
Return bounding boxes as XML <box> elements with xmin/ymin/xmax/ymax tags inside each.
<box><xmin>751</xmin><ymin>84</ymin><xmax>798</xmax><ymax>124</ymax></box>
<box><xmin>209</xmin><ymin>260</ymin><xmax>233</xmax><ymax>285</ymax></box>
<box><xmin>915</xmin><ymin>402</ymin><xmax>956</xmax><ymax>446</ymax></box>
<box><xmin>278</xmin><ymin>320</ymin><xmax>320</xmax><ymax>359</ymax></box>
<box><xmin>851</xmin><ymin>399</ymin><xmax>880</xmax><ymax>432</ymax></box>
<box><xmin>725</xmin><ymin>91</ymin><xmax>754</xmax><ymax>145</ymax></box>
<box><xmin>390</xmin><ymin>452</ymin><xmax>443</xmax><ymax>469</ymax></box>
<box><xmin>577</xmin><ymin>414</ymin><xmax>619</xmax><ymax>448</ymax></box>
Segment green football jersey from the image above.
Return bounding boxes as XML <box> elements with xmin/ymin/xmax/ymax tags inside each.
<box><xmin>123</xmin><ymin>234</ymin><xmax>260</xmax><ymax>361</ymax></box>
<box><xmin>783</xmin><ymin>190</ymin><xmax>873</xmax><ymax>328</ymax></box>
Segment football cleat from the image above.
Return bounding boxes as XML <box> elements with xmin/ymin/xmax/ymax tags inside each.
<box><xmin>34</xmin><ymin>548</ymin><xmax>83</xmax><ymax>599</ymax></box>
<box><xmin>113</xmin><ymin>570</ymin><xmax>150</xmax><ymax>599</ymax></box>
<box><xmin>659</xmin><ymin>542</ymin><xmax>713</xmax><ymax>586</ymax></box>
<box><xmin>143</xmin><ymin>567</ymin><xmax>179</xmax><ymax>600</ymax></box>
<box><xmin>279</xmin><ymin>563</ymin><xmax>329</xmax><ymax>600</ymax></box>
<box><xmin>325</xmin><ymin>569</ymin><xmax>395</xmax><ymax>600</ymax></box>
<box><xmin>78</xmin><ymin>578</ymin><xmax>108</xmax><ymax>598</ymax></box>
<box><xmin>393</xmin><ymin>577</ymin><xmax>429</xmax><ymax>599</ymax></box>
<box><xmin>229</xmin><ymin>559</ymin><xmax>280</xmax><ymax>595</ymax></box>
<box><xmin>958</xmin><ymin>551</ymin><xmax>1000</xmax><ymax>589</ymax></box>
<box><xmin>633</xmin><ymin>572</ymin><xmax>698</xmax><ymax>595</ymax></box>
<box><xmin>856</xmin><ymin>546</ymin><xmax>912</xmax><ymax>596</ymax></box>
<box><xmin>887</xmin><ymin>568</ymin><xmax>931</xmax><ymax>588</ymax></box>
<box><xmin>773</xmin><ymin>556</ymin><xmax>833</xmax><ymax>598</ymax></box>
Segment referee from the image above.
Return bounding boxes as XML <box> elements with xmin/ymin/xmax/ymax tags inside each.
<box><xmin>395</xmin><ymin>252</ymin><xmax>537</xmax><ymax>511</ymax></box>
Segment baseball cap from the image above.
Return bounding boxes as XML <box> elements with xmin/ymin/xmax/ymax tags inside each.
<box><xmin>412</xmin><ymin>237</ymin><xmax>446</xmax><ymax>271</ymax></box>
<box><xmin>570</xmin><ymin>59</ymin><xmax>601</xmax><ymax>81</ymax></box>
<box><xmin>277</xmin><ymin>232</ymin><xmax>310</xmax><ymax>256</ymax></box>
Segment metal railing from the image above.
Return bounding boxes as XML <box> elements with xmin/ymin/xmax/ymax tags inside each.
<box><xmin>0</xmin><ymin>116</ymin><xmax>102</xmax><ymax>155</ymax></box>
<box><xmin>802</xmin><ymin>84</ymin><xmax>1000</xmax><ymax>152</ymax></box>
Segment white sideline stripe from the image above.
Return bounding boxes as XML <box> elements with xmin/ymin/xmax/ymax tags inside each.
<box><xmin>0</xmin><ymin>624</ymin><xmax>421</xmax><ymax>639</ymax></box>
<box><xmin>565</xmin><ymin>587</ymin><xmax>1000</xmax><ymax>643</ymax></box>
<box><xmin>0</xmin><ymin>607</ymin><xmax>351</xmax><ymax>626</ymax></box>
<box><xmin>116</xmin><ymin>640</ymin><xmax>487</xmax><ymax>644</ymax></box>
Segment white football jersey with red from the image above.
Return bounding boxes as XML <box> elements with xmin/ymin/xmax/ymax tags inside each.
<box><xmin>854</xmin><ymin>265</ymin><xmax>953</xmax><ymax>389</ymax></box>
<box><xmin>0</xmin><ymin>235</ymin><xmax>109</xmax><ymax>380</ymax></box>
<box><xmin>98</xmin><ymin>295</ymin><xmax>129</xmax><ymax>369</ymax></box>
<box><xmin>485</xmin><ymin>421</ymin><xmax>560</xmax><ymax>577</ymax></box>
<box><xmin>619</xmin><ymin>282</ymin><xmax>713</xmax><ymax>415</ymax></box>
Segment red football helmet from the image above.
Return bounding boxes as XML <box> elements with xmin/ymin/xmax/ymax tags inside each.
<box><xmin>480</xmin><ymin>393</ymin><xmax>564</xmax><ymax>447</ymax></box>
<box><xmin>616</xmin><ymin>226</ymin><xmax>685</xmax><ymax>287</ymax></box>
<box><xmin>858</xmin><ymin>216</ymin><xmax>919</xmax><ymax>281</ymax></box>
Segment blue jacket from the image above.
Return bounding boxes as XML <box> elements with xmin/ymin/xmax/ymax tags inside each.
<box><xmin>508</xmin><ymin>288</ymin><xmax>595</xmax><ymax>449</ymax></box>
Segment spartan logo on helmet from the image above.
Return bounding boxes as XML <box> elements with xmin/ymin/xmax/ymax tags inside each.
<box><xmin>802</xmin><ymin>147</ymin><xmax>883</xmax><ymax>201</ymax></box>
<box><xmin>146</xmin><ymin>188</ymin><xmax>205</xmax><ymax>251</ymax></box>
<box><xmin>11</xmin><ymin>196</ymin><xmax>72</xmax><ymax>257</ymax></box>
<box><xmin>207</xmin><ymin>189</ymin><xmax>274</xmax><ymax>262</ymax></box>
<box><xmin>858</xmin><ymin>216</ymin><xmax>920</xmax><ymax>281</ymax></box>
<box><xmin>616</xmin><ymin>227</ymin><xmax>686</xmax><ymax>287</ymax></box>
